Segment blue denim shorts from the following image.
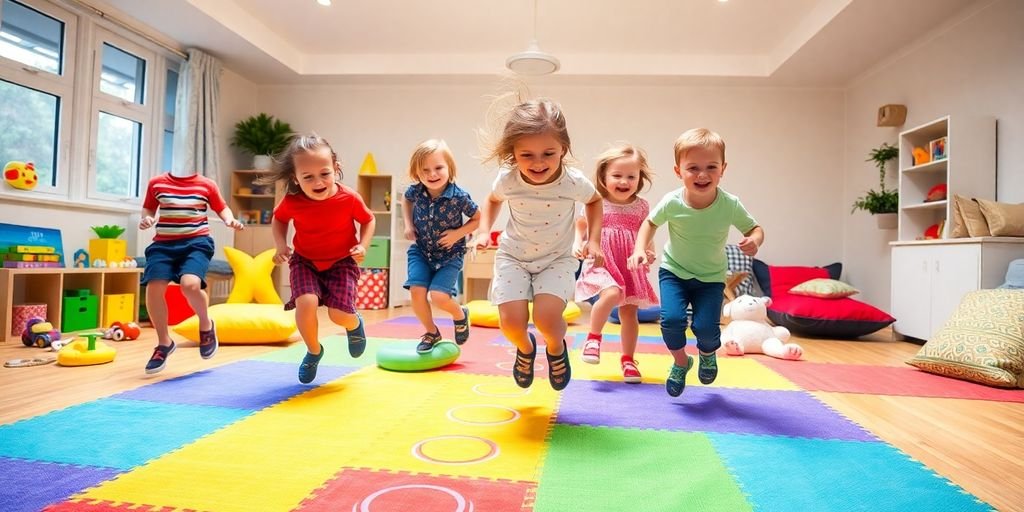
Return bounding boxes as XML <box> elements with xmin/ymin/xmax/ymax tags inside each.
<box><xmin>404</xmin><ymin>245</ymin><xmax>462</xmax><ymax>296</ymax></box>
<box><xmin>141</xmin><ymin>236</ymin><xmax>215</xmax><ymax>288</ymax></box>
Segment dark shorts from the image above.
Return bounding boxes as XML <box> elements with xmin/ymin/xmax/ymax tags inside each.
<box><xmin>141</xmin><ymin>236</ymin><xmax>215</xmax><ymax>288</ymax></box>
<box><xmin>404</xmin><ymin>245</ymin><xmax>462</xmax><ymax>297</ymax></box>
<box><xmin>286</xmin><ymin>253</ymin><xmax>359</xmax><ymax>313</ymax></box>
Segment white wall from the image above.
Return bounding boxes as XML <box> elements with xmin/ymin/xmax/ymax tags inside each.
<box><xmin>842</xmin><ymin>0</ymin><xmax>1024</xmax><ymax>309</ymax></box>
<box><xmin>252</xmin><ymin>81</ymin><xmax>845</xmax><ymax>290</ymax></box>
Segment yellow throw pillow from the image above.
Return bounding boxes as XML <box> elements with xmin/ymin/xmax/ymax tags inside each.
<box><xmin>223</xmin><ymin>246</ymin><xmax>282</xmax><ymax>304</ymax></box>
<box><xmin>975</xmin><ymin>198</ymin><xmax>1024</xmax><ymax>237</ymax></box>
<box><xmin>788</xmin><ymin>278</ymin><xmax>859</xmax><ymax>299</ymax></box>
<box><xmin>953</xmin><ymin>195</ymin><xmax>990</xmax><ymax>238</ymax></box>
<box><xmin>466</xmin><ymin>300</ymin><xmax>582</xmax><ymax>328</ymax></box>
<box><xmin>172</xmin><ymin>303</ymin><xmax>297</xmax><ymax>344</ymax></box>
<box><xmin>907</xmin><ymin>289</ymin><xmax>1024</xmax><ymax>388</ymax></box>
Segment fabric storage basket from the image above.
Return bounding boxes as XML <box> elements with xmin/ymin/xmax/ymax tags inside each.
<box><xmin>11</xmin><ymin>303</ymin><xmax>47</xmax><ymax>337</ymax></box>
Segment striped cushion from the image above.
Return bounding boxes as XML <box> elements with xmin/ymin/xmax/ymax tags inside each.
<box><xmin>907</xmin><ymin>289</ymin><xmax>1024</xmax><ymax>388</ymax></box>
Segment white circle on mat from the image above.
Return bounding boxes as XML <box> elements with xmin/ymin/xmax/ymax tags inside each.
<box><xmin>354</xmin><ymin>484</ymin><xmax>472</xmax><ymax>512</ymax></box>
<box><xmin>411</xmin><ymin>435</ymin><xmax>499</xmax><ymax>465</ymax></box>
<box><xmin>446</xmin><ymin>405</ymin><xmax>521</xmax><ymax>426</ymax></box>
<box><xmin>472</xmin><ymin>383</ymin><xmax>531</xmax><ymax>397</ymax></box>
<box><xmin>496</xmin><ymin>361</ymin><xmax>546</xmax><ymax>372</ymax></box>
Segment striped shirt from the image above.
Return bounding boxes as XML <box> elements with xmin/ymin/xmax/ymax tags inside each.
<box><xmin>142</xmin><ymin>173</ymin><xmax>227</xmax><ymax>242</ymax></box>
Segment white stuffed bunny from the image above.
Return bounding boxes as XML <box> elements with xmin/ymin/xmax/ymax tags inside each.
<box><xmin>721</xmin><ymin>295</ymin><xmax>803</xmax><ymax>360</ymax></box>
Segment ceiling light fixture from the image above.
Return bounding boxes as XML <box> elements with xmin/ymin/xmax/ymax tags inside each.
<box><xmin>506</xmin><ymin>0</ymin><xmax>560</xmax><ymax>75</ymax></box>
<box><xmin>316</xmin><ymin>0</ymin><xmax>331</xmax><ymax>6</ymax></box>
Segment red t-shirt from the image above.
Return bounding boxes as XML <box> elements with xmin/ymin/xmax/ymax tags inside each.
<box><xmin>142</xmin><ymin>173</ymin><xmax>227</xmax><ymax>242</ymax></box>
<box><xmin>273</xmin><ymin>183</ymin><xmax>374</xmax><ymax>270</ymax></box>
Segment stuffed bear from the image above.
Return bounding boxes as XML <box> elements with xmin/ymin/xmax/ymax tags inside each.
<box><xmin>721</xmin><ymin>295</ymin><xmax>803</xmax><ymax>360</ymax></box>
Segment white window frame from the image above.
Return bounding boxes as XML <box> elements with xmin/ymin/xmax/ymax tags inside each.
<box><xmin>0</xmin><ymin>0</ymin><xmax>77</xmax><ymax>198</ymax></box>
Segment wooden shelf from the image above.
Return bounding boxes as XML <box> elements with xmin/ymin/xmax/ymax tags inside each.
<box><xmin>902</xmin><ymin>200</ymin><xmax>947</xmax><ymax>211</ymax></box>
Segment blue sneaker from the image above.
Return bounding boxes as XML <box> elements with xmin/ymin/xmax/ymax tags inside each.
<box><xmin>416</xmin><ymin>330</ymin><xmax>442</xmax><ymax>353</ymax></box>
<box><xmin>347</xmin><ymin>315</ymin><xmax>366</xmax><ymax>358</ymax></box>
<box><xmin>299</xmin><ymin>345</ymin><xmax>324</xmax><ymax>384</ymax></box>
<box><xmin>698</xmin><ymin>352</ymin><xmax>718</xmax><ymax>384</ymax></box>
<box><xmin>145</xmin><ymin>341</ymin><xmax>176</xmax><ymax>374</ymax></box>
<box><xmin>666</xmin><ymin>356</ymin><xmax>693</xmax><ymax>397</ymax></box>
<box><xmin>453</xmin><ymin>306</ymin><xmax>470</xmax><ymax>345</ymax></box>
<box><xmin>198</xmin><ymin>320</ymin><xmax>218</xmax><ymax>359</ymax></box>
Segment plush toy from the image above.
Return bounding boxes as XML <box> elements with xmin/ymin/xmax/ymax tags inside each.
<box><xmin>721</xmin><ymin>295</ymin><xmax>803</xmax><ymax>360</ymax></box>
<box><xmin>4</xmin><ymin>161</ymin><xmax>37</xmax><ymax>190</ymax></box>
<box><xmin>912</xmin><ymin>147</ymin><xmax>931</xmax><ymax>166</ymax></box>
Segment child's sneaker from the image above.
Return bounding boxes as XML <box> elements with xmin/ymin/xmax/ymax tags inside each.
<box><xmin>546</xmin><ymin>339</ymin><xmax>572</xmax><ymax>391</ymax></box>
<box><xmin>298</xmin><ymin>345</ymin><xmax>324</xmax><ymax>384</ymax></box>
<box><xmin>621</xmin><ymin>358</ymin><xmax>642</xmax><ymax>384</ymax></box>
<box><xmin>581</xmin><ymin>334</ymin><xmax>601</xmax><ymax>364</ymax></box>
<box><xmin>145</xmin><ymin>342</ymin><xmax>176</xmax><ymax>374</ymax></box>
<box><xmin>347</xmin><ymin>314</ymin><xmax>366</xmax><ymax>358</ymax></box>
<box><xmin>698</xmin><ymin>351</ymin><xmax>718</xmax><ymax>384</ymax></box>
<box><xmin>453</xmin><ymin>306</ymin><xmax>470</xmax><ymax>345</ymax></box>
<box><xmin>416</xmin><ymin>330</ymin><xmax>442</xmax><ymax>353</ymax></box>
<box><xmin>198</xmin><ymin>320</ymin><xmax>218</xmax><ymax>359</ymax></box>
<box><xmin>666</xmin><ymin>356</ymin><xmax>693</xmax><ymax>397</ymax></box>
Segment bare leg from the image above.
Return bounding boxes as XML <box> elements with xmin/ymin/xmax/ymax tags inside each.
<box><xmin>178</xmin><ymin>274</ymin><xmax>211</xmax><ymax>332</ymax></box>
<box><xmin>145</xmin><ymin>280</ymin><xmax>172</xmax><ymax>346</ymax></box>
<box><xmin>327</xmin><ymin>308</ymin><xmax>360</xmax><ymax>330</ymax></box>
<box><xmin>294</xmin><ymin>294</ymin><xmax>321</xmax><ymax>354</ymax></box>
<box><xmin>618</xmin><ymin>305</ymin><xmax>639</xmax><ymax>359</ymax></box>
<box><xmin>430</xmin><ymin>290</ymin><xmax>465</xmax><ymax>321</ymax></box>
<box><xmin>588</xmin><ymin>287</ymin><xmax>621</xmax><ymax>335</ymax></box>
<box><xmin>498</xmin><ymin>300</ymin><xmax>532</xmax><ymax>354</ymax></box>
<box><xmin>410</xmin><ymin>286</ymin><xmax>438</xmax><ymax>333</ymax></box>
<box><xmin>533</xmin><ymin>294</ymin><xmax>567</xmax><ymax>357</ymax></box>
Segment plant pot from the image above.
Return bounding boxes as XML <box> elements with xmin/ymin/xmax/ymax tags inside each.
<box><xmin>252</xmin><ymin>154</ymin><xmax>273</xmax><ymax>170</ymax></box>
<box><xmin>875</xmin><ymin>213</ymin><xmax>897</xmax><ymax>230</ymax></box>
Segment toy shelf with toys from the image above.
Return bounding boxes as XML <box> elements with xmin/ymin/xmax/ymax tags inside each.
<box><xmin>0</xmin><ymin>267</ymin><xmax>142</xmax><ymax>343</ymax></box>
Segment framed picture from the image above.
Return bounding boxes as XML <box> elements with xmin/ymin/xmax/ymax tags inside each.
<box><xmin>929</xmin><ymin>136</ymin><xmax>948</xmax><ymax>161</ymax></box>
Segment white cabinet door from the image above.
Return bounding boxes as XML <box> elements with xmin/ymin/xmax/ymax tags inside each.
<box><xmin>929</xmin><ymin>244</ymin><xmax>981</xmax><ymax>336</ymax></box>
<box><xmin>891</xmin><ymin>246</ymin><xmax>931</xmax><ymax>340</ymax></box>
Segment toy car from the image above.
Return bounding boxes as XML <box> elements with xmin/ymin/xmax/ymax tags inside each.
<box><xmin>103</xmin><ymin>321</ymin><xmax>141</xmax><ymax>341</ymax></box>
<box><xmin>21</xmin><ymin>317</ymin><xmax>61</xmax><ymax>348</ymax></box>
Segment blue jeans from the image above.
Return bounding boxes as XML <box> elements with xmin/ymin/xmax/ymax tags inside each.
<box><xmin>404</xmin><ymin>245</ymin><xmax>462</xmax><ymax>296</ymax></box>
<box><xmin>658</xmin><ymin>268</ymin><xmax>725</xmax><ymax>353</ymax></box>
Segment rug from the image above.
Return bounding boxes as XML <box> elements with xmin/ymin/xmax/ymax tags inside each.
<box><xmin>0</xmin><ymin>315</ymin><xmax>997</xmax><ymax>511</ymax></box>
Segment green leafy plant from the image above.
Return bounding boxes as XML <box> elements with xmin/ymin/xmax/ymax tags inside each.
<box><xmin>851</xmin><ymin>142</ymin><xmax>899</xmax><ymax>214</ymax></box>
<box><xmin>91</xmin><ymin>225</ymin><xmax>125</xmax><ymax>239</ymax></box>
<box><xmin>230</xmin><ymin>113</ymin><xmax>294</xmax><ymax>156</ymax></box>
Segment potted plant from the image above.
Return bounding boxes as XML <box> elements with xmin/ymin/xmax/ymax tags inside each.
<box><xmin>230</xmin><ymin>113</ymin><xmax>294</xmax><ymax>170</ymax></box>
<box><xmin>89</xmin><ymin>225</ymin><xmax>126</xmax><ymax>267</ymax></box>
<box><xmin>851</xmin><ymin>142</ymin><xmax>899</xmax><ymax>229</ymax></box>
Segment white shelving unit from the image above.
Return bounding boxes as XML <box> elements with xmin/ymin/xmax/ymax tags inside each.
<box><xmin>355</xmin><ymin>174</ymin><xmax>410</xmax><ymax>308</ymax></box>
<box><xmin>896</xmin><ymin>116</ymin><xmax>995</xmax><ymax>241</ymax></box>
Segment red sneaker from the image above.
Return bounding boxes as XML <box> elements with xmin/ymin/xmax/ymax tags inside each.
<box><xmin>621</xmin><ymin>359</ymin><xmax>642</xmax><ymax>383</ymax></box>
<box><xmin>581</xmin><ymin>338</ymin><xmax>601</xmax><ymax>364</ymax></box>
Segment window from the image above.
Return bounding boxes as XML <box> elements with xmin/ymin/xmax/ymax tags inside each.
<box><xmin>0</xmin><ymin>0</ymin><xmax>181</xmax><ymax>208</ymax></box>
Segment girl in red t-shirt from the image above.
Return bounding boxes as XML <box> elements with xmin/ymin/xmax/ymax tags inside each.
<box><xmin>263</xmin><ymin>134</ymin><xmax>376</xmax><ymax>383</ymax></box>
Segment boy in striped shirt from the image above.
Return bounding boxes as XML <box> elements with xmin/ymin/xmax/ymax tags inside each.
<box><xmin>139</xmin><ymin>172</ymin><xmax>244</xmax><ymax>374</ymax></box>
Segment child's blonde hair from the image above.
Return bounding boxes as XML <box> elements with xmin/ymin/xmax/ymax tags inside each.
<box><xmin>408</xmin><ymin>139</ymin><xmax>457</xmax><ymax>183</ymax></box>
<box><xmin>260</xmin><ymin>133</ymin><xmax>341</xmax><ymax>195</ymax></box>
<box><xmin>594</xmin><ymin>143</ymin><xmax>653</xmax><ymax>200</ymax></box>
<box><xmin>673</xmin><ymin>128</ymin><xmax>726</xmax><ymax>165</ymax></box>
<box><xmin>484</xmin><ymin>98</ymin><xmax>572</xmax><ymax>169</ymax></box>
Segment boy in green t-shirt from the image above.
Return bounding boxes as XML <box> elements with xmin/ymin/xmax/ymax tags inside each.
<box><xmin>628</xmin><ymin>128</ymin><xmax>764</xmax><ymax>397</ymax></box>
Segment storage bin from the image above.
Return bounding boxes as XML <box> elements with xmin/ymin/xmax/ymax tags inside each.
<box><xmin>62</xmin><ymin>289</ymin><xmax>99</xmax><ymax>332</ymax></box>
<box><xmin>355</xmin><ymin>268</ymin><xmax>389</xmax><ymax>310</ymax></box>
<box><xmin>11</xmin><ymin>303</ymin><xmax>46</xmax><ymax>337</ymax></box>
<box><xmin>360</xmin><ymin>237</ymin><xmax>390</xmax><ymax>268</ymax></box>
<box><xmin>102</xmin><ymin>293</ymin><xmax>135</xmax><ymax>326</ymax></box>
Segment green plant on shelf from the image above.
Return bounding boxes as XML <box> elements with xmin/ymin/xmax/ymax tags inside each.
<box><xmin>851</xmin><ymin>142</ymin><xmax>899</xmax><ymax>215</ymax></box>
<box><xmin>90</xmin><ymin>225</ymin><xmax>126</xmax><ymax>239</ymax></box>
<box><xmin>230</xmin><ymin>113</ymin><xmax>294</xmax><ymax>157</ymax></box>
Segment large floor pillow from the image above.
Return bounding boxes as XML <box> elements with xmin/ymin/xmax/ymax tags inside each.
<box><xmin>172</xmin><ymin>303</ymin><xmax>297</xmax><ymax>344</ymax></box>
<box><xmin>752</xmin><ymin>260</ymin><xmax>842</xmax><ymax>297</ymax></box>
<box><xmin>609</xmin><ymin>305</ymin><xmax>660</xmax><ymax>324</ymax></box>
<box><xmin>466</xmin><ymin>300</ymin><xmax>581</xmax><ymax>328</ymax></box>
<box><xmin>767</xmin><ymin>293</ymin><xmax>895</xmax><ymax>339</ymax></box>
<box><xmin>907</xmin><ymin>289</ymin><xmax>1024</xmax><ymax>388</ymax></box>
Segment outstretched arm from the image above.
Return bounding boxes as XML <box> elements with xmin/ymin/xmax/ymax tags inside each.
<box><xmin>472</xmin><ymin>193</ymin><xmax>503</xmax><ymax>249</ymax></box>
<box><xmin>628</xmin><ymin>220</ymin><xmax>658</xmax><ymax>270</ymax></box>
<box><xmin>581</xmin><ymin>194</ymin><xmax>604</xmax><ymax>266</ymax></box>
<box><xmin>738</xmin><ymin>226</ymin><xmax>764</xmax><ymax>256</ymax></box>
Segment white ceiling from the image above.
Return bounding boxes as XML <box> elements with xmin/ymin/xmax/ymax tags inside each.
<box><xmin>95</xmin><ymin>0</ymin><xmax>983</xmax><ymax>86</ymax></box>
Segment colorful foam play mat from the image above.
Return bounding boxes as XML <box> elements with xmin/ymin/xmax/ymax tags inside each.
<box><xmin>0</xmin><ymin>315</ymin><xmax>999</xmax><ymax>511</ymax></box>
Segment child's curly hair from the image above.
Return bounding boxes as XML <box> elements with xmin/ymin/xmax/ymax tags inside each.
<box><xmin>258</xmin><ymin>133</ymin><xmax>341</xmax><ymax>195</ymax></box>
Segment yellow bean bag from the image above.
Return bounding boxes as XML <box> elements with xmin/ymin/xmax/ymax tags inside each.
<box><xmin>57</xmin><ymin>339</ymin><xmax>116</xmax><ymax>366</ymax></box>
<box><xmin>172</xmin><ymin>303</ymin><xmax>297</xmax><ymax>344</ymax></box>
<box><xmin>466</xmin><ymin>300</ymin><xmax>581</xmax><ymax>328</ymax></box>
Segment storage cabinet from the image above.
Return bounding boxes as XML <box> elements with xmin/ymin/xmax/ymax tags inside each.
<box><xmin>463</xmin><ymin>248</ymin><xmax>496</xmax><ymax>302</ymax></box>
<box><xmin>356</xmin><ymin>173</ymin><xmax>409</xmax><ymax>307</ymax></box>
<box><xmin>230</xmin><ymin>169</ymin><xmax>286</xmax><ymax>295</ymax></box>
<box><xmin>896</xmin><ymin>116</ymin><xmax>995</xmax><ymax>241</ymax></box>
<box><xmin>890</xmin><ymin>239</ymin><xmax>1024</xmax><ymax>341</ymax></box>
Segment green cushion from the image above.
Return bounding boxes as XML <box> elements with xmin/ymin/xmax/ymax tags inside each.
<box><xmin>907</xmin><ymin>289</ymin><xmax>1024</xmax><ymax>388</ymax></box>
<box><xmin>376</xmin><ymin>340</ymin><xmax>460</xmax><ymax>372</ymax></box>
<box><xmin>788</xmin><ymin>278</ymin><xmax>859</xmax><ymax>299</ymax></box>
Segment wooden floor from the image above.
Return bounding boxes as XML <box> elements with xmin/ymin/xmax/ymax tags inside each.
<box><xmin>1</xmin><ymin>308</ymin><xmax>1022</xmax><ymax>512</ymax></box>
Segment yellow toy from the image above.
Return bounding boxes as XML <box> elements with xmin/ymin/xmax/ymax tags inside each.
<box><xmin>57</xmin><ymin>333</ymin><xmax>116</xmax><ymax>366</ymax></box>
<box><xmin>358</xmin><ymin>152</ymin><xmax>378</xmax><ymax>175</ymax></box>
<box><xmin>223</xmin><ymin>246</ymin><xmax>282</xmax><ymax>304</ymax></box>
<box><xmin>4</xmin><ymin>161</ymin><xmax>38</xmax><ymax>190</ymax></box>
<box><xmin>912</xmin><ymin>147</ymin><xmax>931</xmax><ymax>166</ymax></box>
<box><xmin>465</xmin><ymin>299</ymin><xmax>581</xmax><ymax>328</ymax></box>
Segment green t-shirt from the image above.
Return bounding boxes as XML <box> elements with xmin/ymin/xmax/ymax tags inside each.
<box><xmin>648</xmin><ymin>187</ymin><xmax>757</xmax><ymax>283</ymax></box>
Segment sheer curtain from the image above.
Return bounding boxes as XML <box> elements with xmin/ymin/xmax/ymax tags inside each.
<box><xmin>172</xmin><ymin>48</ymin><xmax>222</xmax><ymax>181</ymax></box>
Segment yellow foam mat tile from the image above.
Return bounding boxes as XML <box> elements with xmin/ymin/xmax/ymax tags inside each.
<box><xmin>350</xmin><ymin>371</ymin><xmax>559</xmax><ymax>481</ymax></box>
<box><xmin>569</xmin><ymin>350</ymin><xmax>800</xmax><ymax>390</ymax></box>
<box><xmin>79</xmin><ymin>368</ymin><xmax>443</xmax><ymax>512</ymax></box>
<box><xmin>565</xmin><ymin>323</ymin><xmax>668</xmax><ymax>338</ymax></box>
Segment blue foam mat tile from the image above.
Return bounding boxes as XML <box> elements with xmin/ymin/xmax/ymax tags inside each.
<box><xmin>0</xmin><ymin>457</ymin><xmax>120</xmax><ymax>512</ymax></box>
<box><xmin>0</xmin><ymin>398</ymin><xmax>249</xmax><ymax>469</ymax></box>
<box><xmin>112</xmin><ymin>360</ymin><xmax>356</xmax><ymax>409</ymax></box>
